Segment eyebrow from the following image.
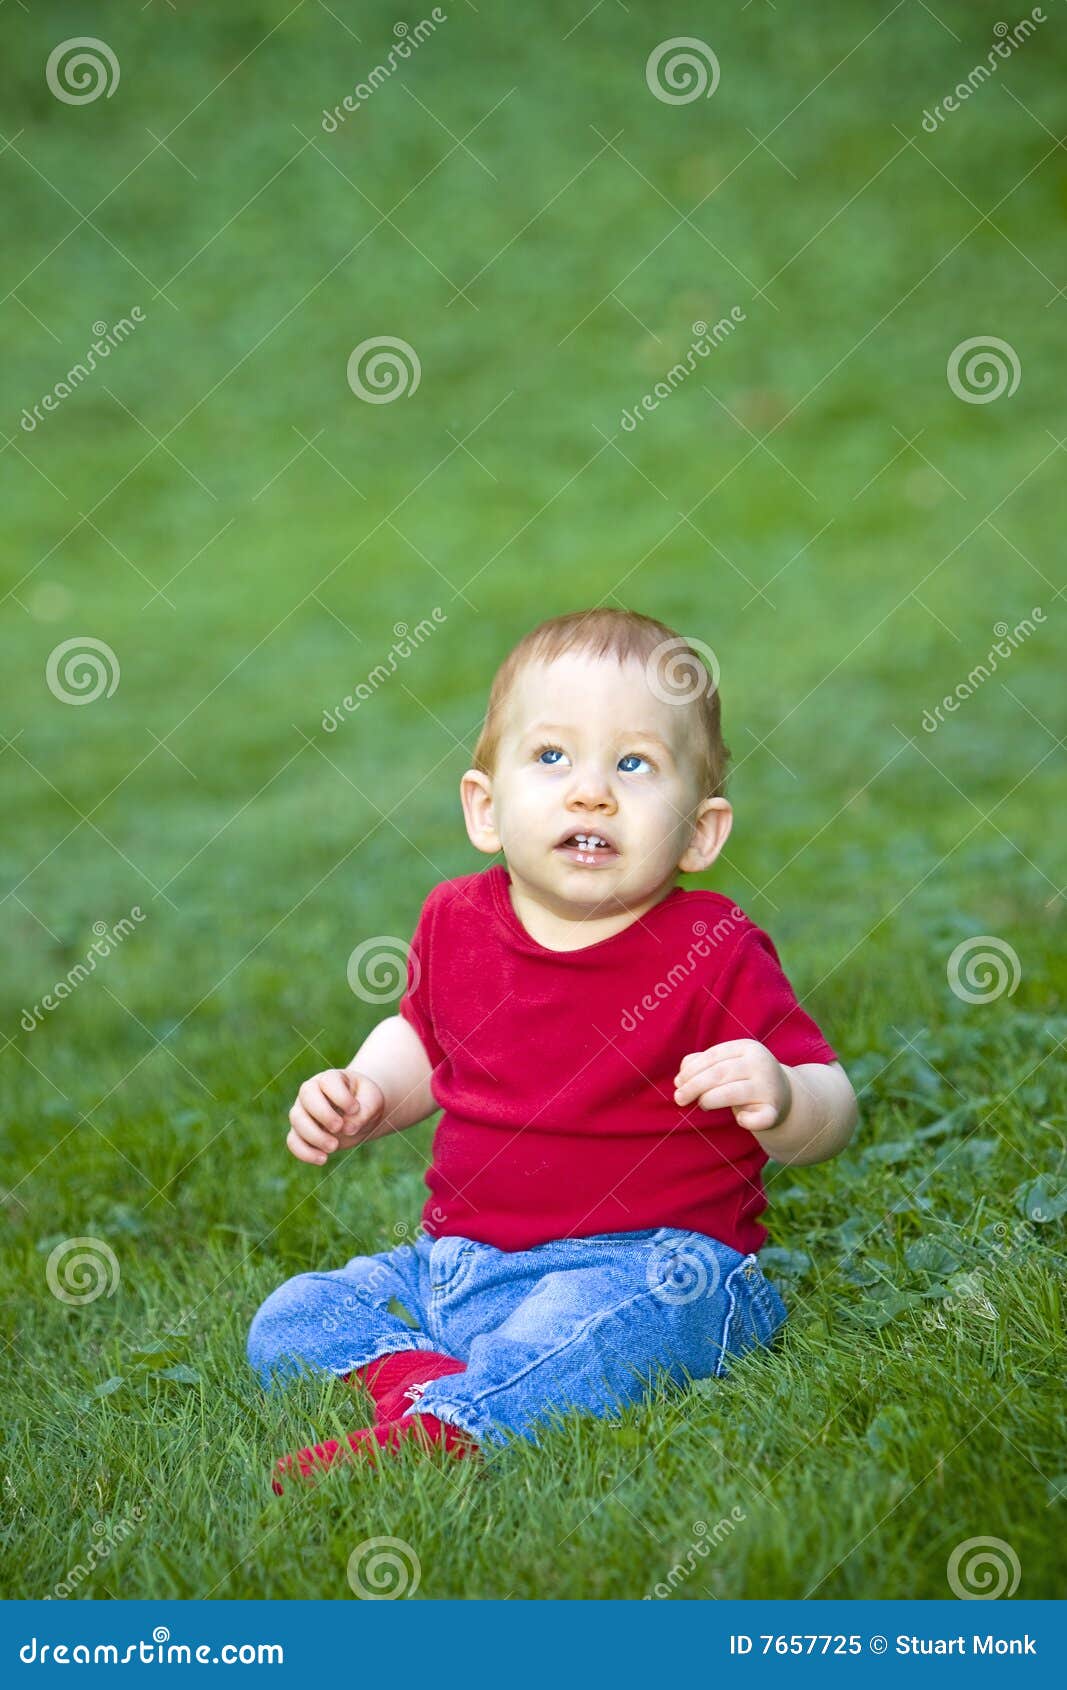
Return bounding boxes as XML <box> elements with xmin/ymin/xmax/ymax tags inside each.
<box><xmin>521</xmin><ymin>723</ymin><xmax>675</xmax><ymax>759</ymax></box>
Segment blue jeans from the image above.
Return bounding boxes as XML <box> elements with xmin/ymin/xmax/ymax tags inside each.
<box><xmin>247</xmin><ymin>1226</ymin><xmax>788</xmax><ymax>1450</ymax></box>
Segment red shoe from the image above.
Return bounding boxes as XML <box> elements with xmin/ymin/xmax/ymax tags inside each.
<box><xmin>271</xmin><ymin>1412</ymin><xmax>478</xmax><ymax>1495</ymax></box>
<box><xmin>346</xmin><ymin>1349</ymin><xmax>467</xmax><ymax>1420</ymax></box>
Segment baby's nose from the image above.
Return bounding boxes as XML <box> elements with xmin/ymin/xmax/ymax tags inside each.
<box><xmin>569</xmin><ymin>771</ymin><xmax>615</xmax><ymax>805</ymax></box>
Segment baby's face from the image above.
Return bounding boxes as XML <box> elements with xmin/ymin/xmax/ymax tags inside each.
<box><xmin>475</xmin><ymin>651</ymin><xmax>717</xmax><ymax>917</ymax></box>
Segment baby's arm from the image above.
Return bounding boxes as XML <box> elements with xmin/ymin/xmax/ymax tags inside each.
<box><xmin>742</xmin><ymin>1059</ymin><xmax>858</xmax><ymax>1166</ymax></box>
<box><xmin>286</xmin><ymin>1015</ymin><xmax>437</xmax><ymax>1165</ymax></box>
<box><xmin>345</xmin><ymin>1014</ymin><xmax>437</xmax><ymax>1138</ymax></box>
<box><xmin>674</xmin><ymin>1040</ymin><xmax>858</xmax><ymax>1167</ymax></box>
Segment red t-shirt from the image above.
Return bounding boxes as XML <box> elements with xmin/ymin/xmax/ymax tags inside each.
<box><xmin>397</xmin><ymin>865</ymin><xmax>837</xmax><ymax>1254</ymax></box>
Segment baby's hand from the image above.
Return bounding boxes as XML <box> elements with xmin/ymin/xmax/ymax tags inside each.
<box><xmin>673</xmin><ymin>1039</ymin><xmax>792</xmax><ymax>1134</ymax></box>
<box><xmin>286</xmin><ymin>1068</ymin><xmax>386</xmax><ymax>1165</ymax></box>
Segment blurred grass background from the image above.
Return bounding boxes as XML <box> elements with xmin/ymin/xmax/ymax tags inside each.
<box><xmin>0</xmin><ymin>0</ymin><xmax>1064</xmax><ymax>1598</ymax></box>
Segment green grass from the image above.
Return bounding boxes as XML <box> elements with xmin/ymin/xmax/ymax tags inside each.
<box><xmin>1</xmin><ymin>0</ymin><xmax>1065</xmax><ymax>1598</ymax></box>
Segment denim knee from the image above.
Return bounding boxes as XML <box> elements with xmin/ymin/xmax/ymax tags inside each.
<box><xmin>246</xmin><ymin>1272</ymin><xmax>322</xmax><ymax>1380</ymax></box>
<box><xmin>246</xmin><ymin>1269</ymin><xmax>384</xmax><ymax>1381</ymax></box>
<box><xmin>246</xmin><ymin>1264</ymin><xmax>439</xmax><ymax>1388</ymax></box>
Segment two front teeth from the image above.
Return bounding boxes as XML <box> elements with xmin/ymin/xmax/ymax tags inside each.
<box><xmin>561</xmin><ymin>833</ymin><xmax>614</xmax><ymax>858</ymax></box>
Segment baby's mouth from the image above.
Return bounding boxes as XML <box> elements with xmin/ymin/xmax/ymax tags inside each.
<box><xmin>553</xmin><ymin>831</ymin><xmax>620</xmax><ymax>867</ymax></box>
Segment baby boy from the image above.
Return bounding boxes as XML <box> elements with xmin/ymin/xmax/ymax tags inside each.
<box><xmin>248</xmin><ymin>608</ymin><xmax>858</xmax><ymax>1491</ymax></box>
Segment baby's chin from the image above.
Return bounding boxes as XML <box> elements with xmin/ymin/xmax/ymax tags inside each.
<box><xmin>515</xmin><ymin>858</ymin><xmax>669</xmax><ymax>914</ymax></box>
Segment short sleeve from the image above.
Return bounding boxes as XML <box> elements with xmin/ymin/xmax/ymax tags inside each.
<box><xmin>397</xmin><ymin>888</ymin><xmax>447</xmax><ymax>1070</ymax></box>
<box><xmin>699</xmin><ymin>922</ymin><xmax>838</xmax><ymax>1069</ymax></box>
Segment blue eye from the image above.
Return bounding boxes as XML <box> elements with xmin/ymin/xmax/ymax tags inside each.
<box><xmin>533</xmin><ymin>744</ymin><xmax>652</xmax><ymax>772</ymax></box>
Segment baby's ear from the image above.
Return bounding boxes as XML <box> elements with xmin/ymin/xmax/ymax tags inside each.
<box><xmin>460</xmin><ymin>769</ymin><xmax>501</xmax><ymax>855</ymax></box>
<box><xmin>678</xmin><ymin>797</ymin><xmax>732</xmax><ymax>873</ymax></box>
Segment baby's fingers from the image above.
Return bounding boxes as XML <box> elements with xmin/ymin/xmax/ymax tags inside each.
<box><xmin>297</xmin><ymin>1079</ymin><xmax>344</xmax><ymax>1132</ymax></box>
<box><xmin>288</xmin><ymin>1100</ymin><xmax>338</xmax><ymax>1154</ymax></box>
<box><xmin>734</xmin><ymin>1101</ymin><xmax>780</xmax><ymax>1132</ymax></box>
<box><xmin>681</xmin><ymin>1080</ymin><xmax>757</xmax><ymax>1114</ymax></box>
<box><xmin>334</xmin><ymin>1104</ymin><xmax>369</xmax><ymax>1143</ymax></box>
<box><xmin>318</xmin><ymin>1070</ymin><xmax>353</xmax><ymax>1114</ymax></box>
<box><xmin>676</xmin><ymin>1040</ymin><xmax>757</xmax><ymax>1079</ymax></box>
<box><xmin>674</xmin><ymin>1059</ymin><xmax>747</xmax><ymax>1105</ymax></box>
<box><xmin>286</xmin><ymin>1125</ymin><xmax>329</xmax><ymax>1166</ymax></box>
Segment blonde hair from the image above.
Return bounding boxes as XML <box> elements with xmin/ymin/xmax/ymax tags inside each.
<box><xmin>470</xmin><ymin>608</ymin><xmax>730</xmax><ymax>798</ymax></box>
